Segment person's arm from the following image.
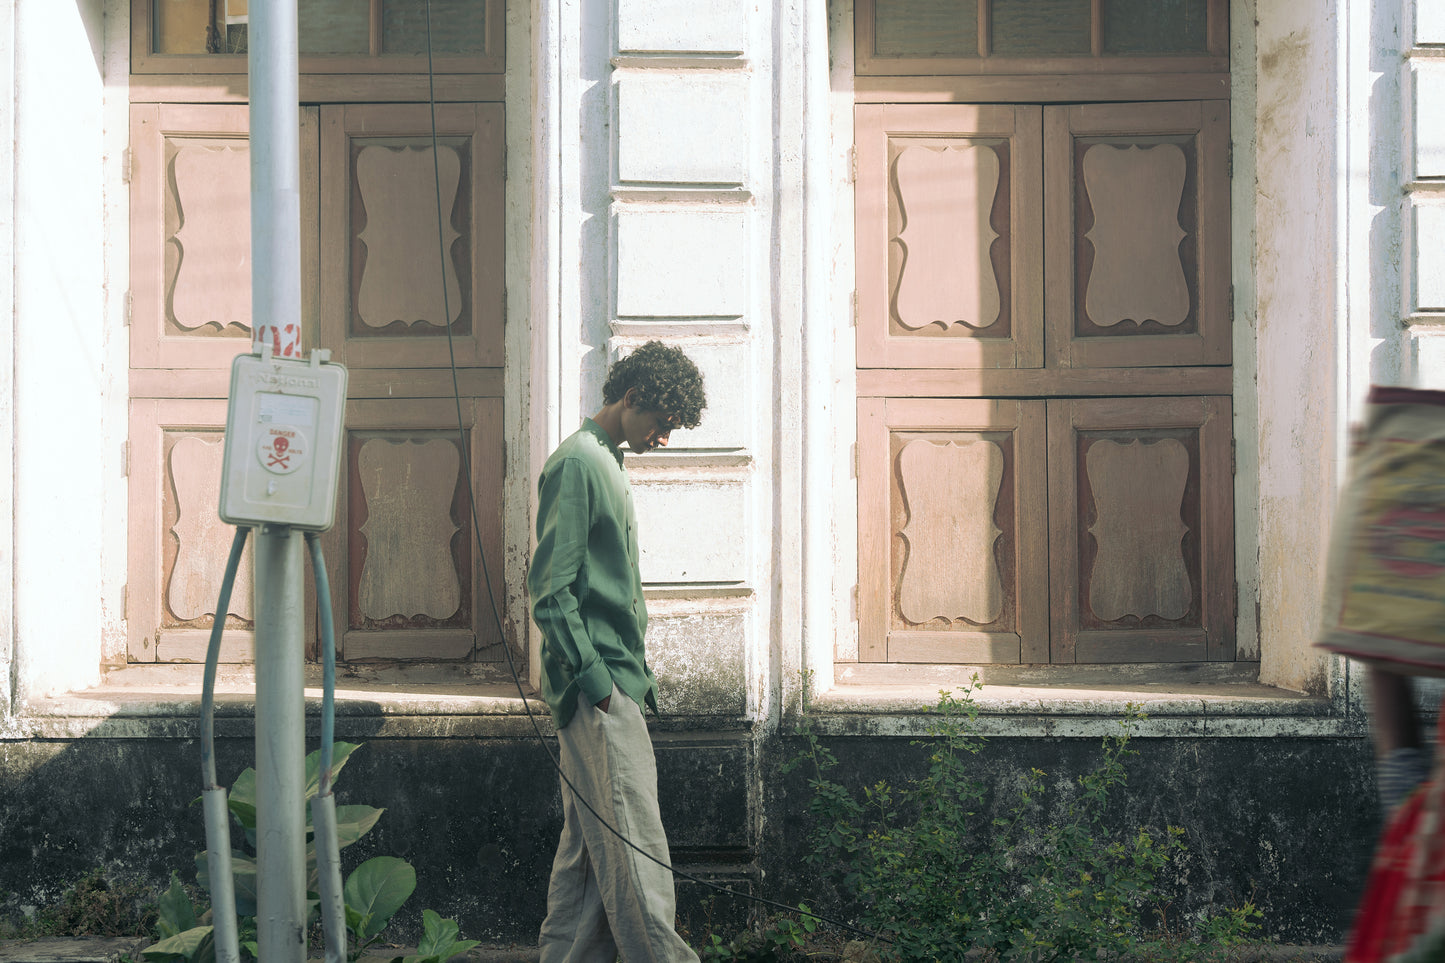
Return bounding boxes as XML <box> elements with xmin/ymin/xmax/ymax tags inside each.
<box><xmin>529</xmin><ymin>458</ymin><xmax>614</xmax><ymax>709</ymax></box>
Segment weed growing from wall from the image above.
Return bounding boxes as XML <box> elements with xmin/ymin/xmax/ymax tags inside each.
<box><xmin>783</xmin><ymin>679</ymin><xmax>1263</xmax><ymax>963</ymax></box>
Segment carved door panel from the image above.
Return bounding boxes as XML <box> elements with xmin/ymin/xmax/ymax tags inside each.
<box><xmin>855</xmin><ymin>104</ymin><xmax>1043</xmax><ymax>370</ymax></box>
<box><xmin>315</xmin><ymin>398</ymin><xmax>504</xmax><ymax>663</ymax></box>
<box><xmin>858</xmin><ymin>398</ymin><xmax>1048</xmax><ymax>663</ymax></box>
<box><xmin>127</xmin><ymin>400</ymin><xmax>318</xmax><ymax>662</ymax></box>
<box><xmin>1047</xmin><ymin>396</ymin><xmax>1234</xmax><ymax>662</ymax></box>
<box><xmin>1044</xmin><ymin>101</ymin><xmax>1231</xmax><ymax>370</ymax></box>
<box><xmin>318</xmin><ymin>103</ymin><xmax>504</xmax><ymax>372</ymax></box>
<box><xmin>128</xmin><ymin>104</ymin><xmax>320</xmax><ymax>377</ymax></box>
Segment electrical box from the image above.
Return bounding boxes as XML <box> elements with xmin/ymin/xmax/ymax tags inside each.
<box><xmin>219</xmin><ymin>348</ymin><xmax>348</xmax><ymax>531</ymax></box>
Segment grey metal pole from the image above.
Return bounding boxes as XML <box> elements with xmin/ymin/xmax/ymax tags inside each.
<box><xmin>253</xmin><ymin>525</ymin><xmax>308</xmax><ymax>963</ymax></box>
<box><xmin>249</xmin><ymin>2</ymin><xmax>307</xmax><ymax>962</ymax></box>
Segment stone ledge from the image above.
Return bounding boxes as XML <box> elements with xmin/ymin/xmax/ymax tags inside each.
<box><xmin>0</xmin><ymin>938</ymin><xmax>148</xmax><ymax>963</ymax></box>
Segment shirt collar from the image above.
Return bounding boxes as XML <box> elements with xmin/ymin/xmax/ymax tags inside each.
<box><xmin>581</xmin><ymin>418</ymin><xmax>625</xmax><ymax>468</ymax></box>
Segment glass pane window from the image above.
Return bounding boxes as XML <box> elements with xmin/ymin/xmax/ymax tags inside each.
<box><xmin>991</xmin><ymin>0</ymin><xmax>1090</xmax><ymax>56</ymax></box>
<box><xmin>154</xmin><ymin>0</ymin><xmax>492</xmax><ymax>57</ymax></box>
<box><xmin>1103</xmin><ymin>0</ymin><xmax>1209</xmax><ymax>54</ymax></box>
<box><xmin>383</xmin><ymin>0</ymin><xmax>489</xmax><ymax>55</ymax></box>
<box><xmin>872</xmin><ymin>0</ymin><xmax>979</xmax><ymax>59</ymax></box>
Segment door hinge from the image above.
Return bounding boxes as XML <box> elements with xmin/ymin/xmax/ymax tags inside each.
<box><xmin>1227</xmin><ymin>140</ymin><xmax>1233</xmax><ymax>180</ymax></box>
<box><xmin>1230</xmin><ymin>436</ymin><xmax>1237</xmax><ymax>475</ymax></box>
<box><xmin>502</xmin><ymin>144</ymin><xmax>508</xmax><ymax>180</ymax></box>
<box><xmin>1228</xmin><ymin>284</ymin><xmax>1234</xmax><ymax>324</ymax></box>
<box><xmin>851</xmin><ymin>289</ymin><xmax>858</xmax><ymax>327</ymax></box>
<box><xmin>850</xmin><ymin>442</ymin><xmax>858</xmax><ymax>478</ymax></box>
<box><xmin>121</xmin><ymin>440</ymin><xmax>130</xmax><ymax>477</ymax></box>
<box><xmin>121</xmin><ymin>583</ymin><xmax>127</xmax><ymax>614</ymax></box>
<box><xmin>849</xmin><ymin>146</ymin><xmax>857</xmax><ymax>184</ymax></box>
<box><xmin>121</xmin><ymin>148</ymin><xmax>133</xmax><ymax>185</ymax></box>
<box><xmin>124</xmin><ymin>290</ymin><xmax>133</xmax><ymax>327</ymax></box>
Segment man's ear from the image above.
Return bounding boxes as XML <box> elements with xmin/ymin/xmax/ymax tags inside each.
<box><xmin>622</xmin><ymin>386</ymin><xmax>642</xmax><ymax>409</ymax></box>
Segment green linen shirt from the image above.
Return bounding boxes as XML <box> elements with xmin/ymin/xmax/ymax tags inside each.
<box><xmin>528</xmin><ymin>419</ymin><xmax>660</xmax><ymax>729</ymax></box>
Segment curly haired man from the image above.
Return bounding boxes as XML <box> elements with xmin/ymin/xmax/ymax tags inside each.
<box><xmin>529</xmin><ymin>341</ymin><xmax>707</xmax><ymax>963</ymax></box>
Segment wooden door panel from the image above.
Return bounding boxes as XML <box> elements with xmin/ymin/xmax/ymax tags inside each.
<box><xmin>1044</xmin><ymin>101</ymin><xmax>1231</xmax><ymax>369</ymax></box>
<box><xmin>1047</xmin><ymin>396</ymin><xmax>1233</xmax><ymax>662</ymax></box>
<box><xmin>856</xmin><ymin>104</ymin><xmax>1043</xmax><ymax>370</ymax></box>
<box><xmin>317</xmin><ymin>398</ymin><xmax>504</xmax><ymax>662</ymax></box>
<box><xmin>319</xmin><ymin>103</ymin><xmax>504</xmax><ymax>371</ymax></box>
<box><xmin>858</xmin><ymin>398</ymin><xmax>1048</xmax><ymax>662</ymax></box>
<box><xmin>129</xmin><ymin>104</ymin><xmax>320</xmax><ymax>373</ymax></box>
<box><xmin>127</xmin><ymin>400</ymin><xmax>320</xmax><ymax>662</ymax></box>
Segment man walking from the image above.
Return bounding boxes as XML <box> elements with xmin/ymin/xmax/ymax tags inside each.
<box><xmin>530</xmin><ymin>341</ymin><xmax>707</xmax><ymax>963</ymax></box>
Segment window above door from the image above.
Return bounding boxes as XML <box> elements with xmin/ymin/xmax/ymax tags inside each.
<box><xmin>130</xmin><ymin>0</ymin><xmax>504</xmax><ymax>103</ymax></box>
<box><xmin>857</xmin><ymin>0</ymin><xmax>1227</xmax><ymax>74</ymax></box>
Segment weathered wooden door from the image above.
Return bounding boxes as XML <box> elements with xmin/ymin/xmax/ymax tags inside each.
<box><xmin>125</xmin><ymin>102</ymin><xmax>507</xmax><ymax>665</ymax></box>
<box><xmin>856</xmin><ymin>100</ymin><xmax>1234</xmax><ymax>664</ymax></box>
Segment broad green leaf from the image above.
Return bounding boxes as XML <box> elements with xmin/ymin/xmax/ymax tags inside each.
<box><xmin>305</xmin><ymin>741</ymin><xmax>362</xmax><ymax>801</ymax></box>
<box><xmin>226</xmin><ymin>768</ymin><xmax>258</xmax><ymax>831</ymax></box>
<box><xmin>416</xmin><ymin>909</ymin><xmax>458</xmax><ymax>956</ymax></box>
<box><xmin>156</xmin><ymin>873</ymin><xmax>197</xmax><ymax>939</ymax></box>
<box><xmin>312</xmin><ymin>804</ymin><xmax>385</xmax><ymax>852</ymax></box>
<box><xmin>343</xmin><ymin>856</ymin><xmax>416</xmax><ymax>941</ymax></box>
<box><xmin>142</xmin><ymin>925</ymin><xmax>215</xmax><ymax>963</ymax></box>
<box><xmin>194</xmin><ymin>850</ymin><xmax>257</xmax><ymax>918</ymax></box>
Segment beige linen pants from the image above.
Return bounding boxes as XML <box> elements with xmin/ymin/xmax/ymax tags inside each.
<box><xmin>539</xmin><ymin>684</ymin><xmax>699</xmax><ymax>963</ymax></box>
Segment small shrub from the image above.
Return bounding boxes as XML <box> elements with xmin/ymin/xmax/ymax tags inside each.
<box><xmin>0</xmin><ymin>870</ymin><xmax>158</xmax><ymax>940</ymax></box>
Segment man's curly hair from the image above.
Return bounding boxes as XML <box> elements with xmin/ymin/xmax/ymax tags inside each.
<box><xmin>602</xmin><ymin>341</ymin><xmax>707</xmax><ymax>429</ymax></box>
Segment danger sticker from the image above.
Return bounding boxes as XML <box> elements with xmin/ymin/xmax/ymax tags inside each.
<box><xmin>257</xmin><ymin>425</ymin><xmax>309</xmax><ymax>475</ymax></box>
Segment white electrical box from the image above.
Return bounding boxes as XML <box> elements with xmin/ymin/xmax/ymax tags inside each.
<box><xmin>219</xmin><ymin>348</ymin><xmax>348</xmax><ymax>530</ymax></box>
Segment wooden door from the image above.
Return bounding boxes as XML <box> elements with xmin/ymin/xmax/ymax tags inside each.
<box><xmin>126</xmin><ymin>105</ymin><xmax>320</xmax><ymax>663</ymax></box>
<box><xmin>314</xmin><ymin>102</ymin><xmax>507</xmax><ymax>664</ymax></box>
<box><xmin>126</xmin><ymin>103</ymin><xmax>508</xmax><ymax>665</ymax></box>
<box><xmin>855</xmin><ymin>100</ymin><xmax>1234</xmax><ymax>665</ymax></box>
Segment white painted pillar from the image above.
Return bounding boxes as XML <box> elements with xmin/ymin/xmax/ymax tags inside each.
<box><xmin>12</xmin><ymin>0</ymin><xmax>107</xmax><ymax>701</ymax></box>
<box><xmin>0</xmin><ymin>0</ymin><xmax>15</xmax><ymax>717</ymax></box>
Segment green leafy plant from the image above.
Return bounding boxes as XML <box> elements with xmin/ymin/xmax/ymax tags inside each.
<box><xmin>390</xmin><ymin>908</ymin><xmax>481</xmax><ymax>963</ymax></box>
<box><xmin>0</xmin><ymin>870</ymin><xmax>158</xmax><ymax>940</ymax></box>
<box><xmin>697</xmin><ymin>906</ymin><xmax>820</xmax><ymax>963</ymax></box>
<box><xmin>141</xmin><ymin>743</ymin><xmax>469</xmax><ymax>963</ymax></box>
<box><xmin>785</xmin><ymin>679</ymin><xmax>1263</xmax><ymax>963</ymax></box>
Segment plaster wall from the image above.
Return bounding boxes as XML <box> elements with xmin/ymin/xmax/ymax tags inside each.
<box><xmin>0</xmin><ymin>0</ymin><xmax>15</xmax><ymax>718</ymax></box>
<box><xmin>544</xmin><ymin>0</ymin><xmax>776</xmax><ymax>722</ymax></box>
<box><xmin>11</xmin><ymin>0</ymin><xmax>111</xmax><ymax>702</ymax></box>
<box><xmin>1403</xmin><ymin>1</ymin><xmax>1445</xmax><ymax>383</ymax></box>
<box><xmin>1252</xmin><ymin>0</ymin><xmax>1345</xmax><ymax>693</ymax></box>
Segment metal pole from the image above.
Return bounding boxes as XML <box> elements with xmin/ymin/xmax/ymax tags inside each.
<box><xmin>250</xmin><ymin>0</ymin><xmax>303</xmax><ymax>359</ymax></box>
<box><xmin>250</xmin><ymin>2</ymin><xmax>307</xmax><ymax>962</ymax></box>
<box><xmin>253</xmin><ymin>525</ymin><xmax>307</xmax><ymax>963</ymax></box>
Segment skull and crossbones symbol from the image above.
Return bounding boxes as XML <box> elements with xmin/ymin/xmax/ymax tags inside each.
<box><xmin>267</xmin><ymin>436</ymin><xmax>291</xmax><ymax>469</ymax></box>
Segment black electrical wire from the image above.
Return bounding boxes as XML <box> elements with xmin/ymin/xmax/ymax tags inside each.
<box><xmin>420</xmin><ymin>1</ymin><xmax>886</xmax><ymax>946</ymax></box>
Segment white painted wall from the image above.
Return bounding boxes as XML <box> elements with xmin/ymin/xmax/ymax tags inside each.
<box><xmin>0</xmin><ymin>0</ymin><xmax>16</xmax><ymax>717</ymax></box>
<box><xmin>1404</xmin><ymin>1</ymin><xmax>1445</xmax><ymax>384</ymax></box>
<box><xmin>536</xmin><ymin>0</ymin><xmax>776</xmax><ymax>719</ymax></box>
<box><xmin>11</xmin><ymin>0</ymin><xmax>114</xmax><ymax>701</ymax></box>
